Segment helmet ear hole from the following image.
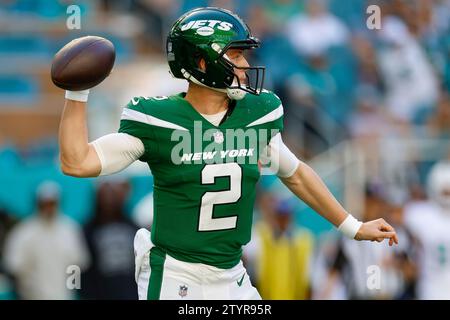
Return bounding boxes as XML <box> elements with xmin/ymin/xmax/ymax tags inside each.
<box><xmin>198</xmin><ymin>58</ymin><xmax>207</xmax><ymax>72</ymax></box>
<box><xmin>193</xmin><ymin>52</ymin><xmax>207</xmax><ymax>73</ymax></box>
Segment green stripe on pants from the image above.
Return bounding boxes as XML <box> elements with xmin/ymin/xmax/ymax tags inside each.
<box><xmin>147</xmin><ymin>246</ymin><xmax>166</xmax><ymax>300</ymax></box>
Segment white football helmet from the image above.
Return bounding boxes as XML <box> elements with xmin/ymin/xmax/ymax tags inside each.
<box><xmin>427</xmin><ymin>161</ymin><xmax>450</xmax><ymax>212</ymax></box>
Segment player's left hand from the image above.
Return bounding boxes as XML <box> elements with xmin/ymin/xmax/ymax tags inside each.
<box><xmin>355</xmin><ymin>218</ymin><xmax>399</xmax><ymax>246</ymax></box>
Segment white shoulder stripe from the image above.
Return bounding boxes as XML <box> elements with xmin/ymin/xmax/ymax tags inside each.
<box><xmin>246</xmin><ymin>104</ymin><xmax>284</xmax><ymax>127</ymax></box>
<box><xmin>121</xmin><ymin>108</ymin><xmax>188</xmax><ymax>131</ymax></box>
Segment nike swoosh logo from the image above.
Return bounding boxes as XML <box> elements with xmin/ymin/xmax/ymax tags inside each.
<box><xmin>131</xmin><ymin>98</ymin><xmax>139</xmax><ymax>105</ymax></box>
<box><xmin>237</xmin><ymin>273</ymin><xmax>245</xmax><ymax>287</ymax></box>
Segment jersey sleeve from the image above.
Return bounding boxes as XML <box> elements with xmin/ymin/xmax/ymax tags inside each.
<box><xmin>91</xmin><ymin>133</ymin><xmax>144</xmax><ymax>176</ymax></box>
<box><xmin>263</xmin><ymin>133</ymin><xmax>300</xmax><ymax>177</ymax></box>
<box><xmin>118</xmin><ymin>97</ymin><xmax>157</xmax><ymax>163</ymax></box>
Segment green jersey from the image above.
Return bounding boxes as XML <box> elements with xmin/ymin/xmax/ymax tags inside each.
<box><xmin>119</xmin><ymin>90</ymin><xmax>283</xmax><ymax>269</ymax></box>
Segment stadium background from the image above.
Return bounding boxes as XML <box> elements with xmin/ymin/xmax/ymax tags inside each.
<box><xmin>0</xmin><ymin>0</ymin><xmax>449</xmax><ymax>299</ymax></box>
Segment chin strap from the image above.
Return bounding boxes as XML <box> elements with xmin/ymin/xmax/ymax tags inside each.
<box><xmin>226</xmin><ymin>84</ymin><xmax>247</xmax><ymax>100</ymax></box>
<box><xmin>181</xmin><ymin>68</ymin><xmax>247</xmax><ymax>100</ymax></box>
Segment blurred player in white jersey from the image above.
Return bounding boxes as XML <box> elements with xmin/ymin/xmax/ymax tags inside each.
<box><xmin>404</xmin><ymin>160</ymin><xmax>450</xmax><ymax>299</ymax></box>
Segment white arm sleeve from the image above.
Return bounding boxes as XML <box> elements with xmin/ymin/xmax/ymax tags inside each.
<box><xmin>260</xmin><ymin>133</ymin><xmax>300</xmax><ymax>178</ymax></box>
<box><xmin>91</xmin><ymin>133</ymin><xmax>145</xmax><ymax>176</ymax></box>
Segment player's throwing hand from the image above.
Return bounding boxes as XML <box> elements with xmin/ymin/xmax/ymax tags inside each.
<box><xmin>355</xmin><ymin>218</ymin><xmax>399</xmax><ymax>246</ymax></box>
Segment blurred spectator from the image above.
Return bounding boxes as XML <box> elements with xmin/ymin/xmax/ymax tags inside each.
<box><xmin>351</xmin><ymin>35</ymin><xmax>382</xmax><ymax>90</ymax></box>
<box><xmin>130</xmin><ymin>0</ymin><xmax>180</xmax><ymax>49</ymax></box>
<box><xmin>404</xmin><ymin>160</ymin><xmax>450</xmax><ymax>299</ymax></box>
<box><xmin>283</xmin><ymin>53</ymin><xmax>348</xmax><ymax>158</ymax></box>
<box><xmin>382</xmin><ymin>193</ymin><xmax>418</xmax><ymax>299</ymax></box>
<box><xmin>244</xmin><ymin>194</ymin><xmax>314</xmax><ymax>300</ymax></box>
<box><xmin>376</xmin><ymin>16</ymin><xmax>439</xmax><ymax>123</ymax></box>
<box><xmin>2</xmin><ymin>181</ymin><xmax>89</xmax><ymax>300</ymax></box>
<box><xmin>310</xmin><ymin>233</ymin><xmax>347</xmax><ymax>299</ymax></box>
<box><xmin>261</xmin><ymin>0</ymin><xmax>303</xmax><ymax>30</ymax></box>
<box><xmin>0</xmin><ymin>208</ymin><xmax>17</xmax><ymax>261</ymax></box>
<box><xmin>244</xmin><ymin>3</ymin><xmax>273</xmax><ymax>39</ymax></box>
<box><xmin>348</xmin><ymin>85</ymin><xmax>387</xmax><ymax>179</ymax></box>
<box><xmin>279</xmin><ymin>0</ymin><xmax>357</xmax><ymax>156</ymax></box>
<box><xmin>80</xmin><ymin>178</ymin><xmax>138</xmax><ymax>300</ymax></box>
<box><xmin>349</xmin><ymin>85</ymin><xmax>387</xmax><ymax>141</ymax></box>
<box><xmin>0</xmin><ymin>208</ymin><xmax>17</xmax><ymax>299</ymax></box>
<box><xmin>285</xmin><ymin>0</ymin><xmax>349</xmax><ymax>58</ymax></box>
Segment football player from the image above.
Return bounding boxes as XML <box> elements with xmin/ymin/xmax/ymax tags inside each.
<box><xmin>58</xmin><ymin>7</ymin><xmax>398</xmax><ymax>300</ymax></box>
<box><xmin>404</xmin><ymin>161</ymin><xmax>450</xmax><ymax>299</ymax></box>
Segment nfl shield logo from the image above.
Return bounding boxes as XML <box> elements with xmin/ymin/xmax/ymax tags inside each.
<box><xmin>179</xmin><ymin>285</ymin><xmax>188</xmax><ymax>298</ymax></box>
<box><xmin>213</xmin><ymin>131</ymin><xmax>224</xmax><ymax>144</ymax></box>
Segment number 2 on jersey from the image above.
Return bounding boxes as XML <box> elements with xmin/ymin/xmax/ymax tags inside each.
<box><xmin>198</xmin><ymin>163</ymin><xmax>242</xmax><ymax>231</ymax></box>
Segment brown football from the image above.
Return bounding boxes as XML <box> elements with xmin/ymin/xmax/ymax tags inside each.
<box><xmin>51</xmin><ymin>36</ymin><xmax>115</xmax><ymax>91</ymax></box>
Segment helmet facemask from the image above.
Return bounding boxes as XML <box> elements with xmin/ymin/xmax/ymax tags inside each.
<box><xmin>214</xmin><ymin>39</ymin><xmax>265</xmax><ymax>99</ymax></box>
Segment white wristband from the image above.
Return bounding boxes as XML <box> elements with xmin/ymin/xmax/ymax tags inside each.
<box><xmin>338</xmin><ymin>214</ymin><xmax>363</xmax><ymax>239</ymax></box>
<box><xmin>65</xmin><ymin>89</ymin><xmax>90</xmax><ymax>102</ymax></box>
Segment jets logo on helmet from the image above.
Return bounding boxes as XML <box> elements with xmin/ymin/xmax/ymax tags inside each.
<box><xmin>180</xmin><ymin>20</ymin><xmax>234</xmax><ymax>32</ymax></box>
<box><xmin>166</xmin><ymin>7</ymin><xmax>265</xmax><ymax>100</ymax></box>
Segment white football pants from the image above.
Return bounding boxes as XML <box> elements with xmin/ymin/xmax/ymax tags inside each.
<box><xmin>134</xmin><ymin>228</ymin><xmax>261</xmax><ymax>300</ymax></box>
